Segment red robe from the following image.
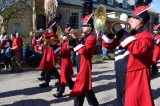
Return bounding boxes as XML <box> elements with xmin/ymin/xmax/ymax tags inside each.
<box><xmin>152</xmin><ymin>35</ymin><xmax>160</xmax><ymax>64</ymax></box>
<box><xmin>59</xmin><ymin>41</ymin><xmax>74</xmax><ymax>85</ymax></box>
<box><xmin>38</xmin><ymin>32</ymin><xmax>58</xmax><ymax>73</ymax></box>
<box><xmin>70</xmin><ymin>34</ymin><xmax>96</xmax><ymax>97</ymax></box>
<box><xmin>102</xmin><ymin>30</ymin><xmax>154</xmax><ymax>106</ymax></box>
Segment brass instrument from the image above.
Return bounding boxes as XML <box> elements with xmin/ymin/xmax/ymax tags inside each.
<box><xmin>33</xmin><ymin>29</ymin><xmax>59</xmax><ymax>45</ymax></box>
<box><xmin>93</xmin><ymin>5</ymin><xmax>106</xmax><ymax>32</ymax></box>
<box><xmin>56</xmin><ymin>27</ymin><xmax>83</xmax><ymax>40</ymax></box>
<box><xmin>110</xmin><ymin>22</ymin><xmax>131</xmax><ymax>34</ymax></box>
<box><xmin>55</xmin><ymin>5</ymin><xmax>107</xmax><ymax>40</ymax></box>
<box><xmin>57</xmin><ymin>5</ymin><xmax>107</xmax><ymax>39</ymax></box>
<box><xmin>56</xmin><ymin>26</ymin><xmax>64</xmax><ymax>41</ymax></box>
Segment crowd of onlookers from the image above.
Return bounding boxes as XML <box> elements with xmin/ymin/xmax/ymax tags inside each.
<box><xmin>0</xmin><ymin>32</ymin><xmax>23</xmax><ymax>71</ymax></box>
<box><xmin>0</xmin><ymin>32</ymin><xmax>42</xmax><ymax>72</ymax></box>
<box><xmin>0</xmin><ymin>31</ymin><xmax>111</xmax><ymax>72</ymax></box>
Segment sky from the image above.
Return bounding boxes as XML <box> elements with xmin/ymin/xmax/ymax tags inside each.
<box><xmin>151</xmin><ymin>0</ymin><xmax>160</xmax><ymax>12</ymax></box>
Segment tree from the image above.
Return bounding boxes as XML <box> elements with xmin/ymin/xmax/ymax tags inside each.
<box><xmin>0</xmin><ymin>15</ymin><xmax>5</xmax><ymax>34</ymax></box>
<box><xmin>0</xmin><ymin>1</ymin><xmax>32</xmax><ymax>33</ymax></box>
<box><xmin>0</xmin><ymin>0</ymin><xmax>58</xmax><ymax>33</ymax></box>
<box><xmin>44</xmin><ymin>0</ymin><xmax>58</xmax><ymax>22</ymax></box>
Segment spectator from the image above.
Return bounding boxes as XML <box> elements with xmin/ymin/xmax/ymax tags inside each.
<box><xmin>0</xmin><ymin>35</ymin><xmax>12</xmax><ymax>70</ymax></box>
<box><xmin>11</xmin><ymin>34</ymin><xmax>23</xmax><ymax>72</ymax></box>
<box><xmin>102</xmin><ymin>45</ymin><xmax>111</xmax><ymax>61</ymax></box>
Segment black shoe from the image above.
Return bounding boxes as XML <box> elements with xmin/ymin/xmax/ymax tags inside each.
<box><xmin>38</xmin><ymin>77</ymin><xmax>45</xmax><ymax>81</ymax></box>
<box><xmin>39</xmin><ymin>83</ymin><xmax>49</xmax><ymax>88</ymax></box>
<box><xmin>53</xmin><ymin>93</ymin><xmax>62</xmax><ymax>98</ymax></box>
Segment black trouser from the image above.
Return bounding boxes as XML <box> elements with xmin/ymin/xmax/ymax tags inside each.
<box><xmin>74</xmin><ymin>89</ymin><xmax>99</xmax><ymax>106</ymax></box>
<box><xmin>4</xmin><ymin>56</ymin><xmax>11</xmax><ymax>66</ymax></box>
<box><xmin>115</xmin><ymin>72</ymin><xmax>126</xmax><ymax>106</ymax></box>
<box><xmin>71</xmin><ymin>51</ymin><xmax>76</xmax><ymax>66</ymax></box>
<box><xmin>45</xmin><ymin>67</ymin><xmax>60</xmax><ymax>83</ymax></box>
<box><xmin>57</xmin><ymin>77</ymin><xmax>74</xmax><ymax>93</ymax></box>
<box><xmin>152</xmin><ymin>64</ymin><xmax>159</xmax><ymax>76</ymax></box>
<box><xmin>76</xmin><ymin>55</ymin><xmax>80</xmax><ymax>73</ymax></box>
<box><xmin>40</xmin><ymin>69</ymin><xmax>45</xmax><ymax>78</ymax></box>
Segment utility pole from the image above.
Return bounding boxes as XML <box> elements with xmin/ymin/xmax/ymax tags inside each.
<box><xmin>32</xmin><ymin>0</ymin><xmax>37</xmax><ymax>31</ymax></box>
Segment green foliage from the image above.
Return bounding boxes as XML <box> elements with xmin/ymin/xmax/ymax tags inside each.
<box><xmin>1</xmin><ymin>1</ymin><xmax>32</xmax><ymax>18</ymax></box>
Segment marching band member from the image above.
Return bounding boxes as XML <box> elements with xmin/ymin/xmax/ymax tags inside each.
<box><xmin>53</xmin><ymin>33</ymin><xmax>74</xmax><ymax>98</ymax></box>
<box><xmin>70</xmin><ymin>14</ymin><xmax>99</xmax><ymax>106</ymax></box>
<box><xmin>102</xmin><ymin>6</ymin><xmax>154</xmax><ymax>106</ymax></box>
<box><xmin>152</xmin><ymin>24</ymin><xmax>160</xmax><ymax>76</ymax></box>
<box><xmin>38</xmin><ymin>24</ymin><xmax>60</xmax><ymax>88</ymax></box>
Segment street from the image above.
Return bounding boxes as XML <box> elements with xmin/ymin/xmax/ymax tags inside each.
<box><xmin>0</xmin><ymin>60</ymin><xmax>160</xmax><ymax>106</ymax></box>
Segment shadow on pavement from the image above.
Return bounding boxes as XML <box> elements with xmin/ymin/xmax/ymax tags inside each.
<box><xmin>50</xmin><ymin>94</ymin><xmax>74</xmax><ymax>104</ymax></box>
<box><xmin>92</xmin><ymin>74</ymin><xmax>115</xmax><ymax>82</ymax></box>
<box><xmin>0</xmin><ymin>86</ymin><xmax>53</xmax><ymax>98</ymax></box>
<box><xmin>152</xmin><ymin>88</ymin><xmax>160</xmax><ymax>100</ymax></box>
<box><xmin>92</xmin><ymin>69</ymin><xmax>114</xmax><ymax>75</ymax></box>
<box><xmin>93</xmin><ymin>82</ymin><xmax>116</xmax><ymax>94</ymax></box>
<box><xmin>3</xmin><ymin>99</ymin><xmax>50</xmax><ymax>106</ymax></box>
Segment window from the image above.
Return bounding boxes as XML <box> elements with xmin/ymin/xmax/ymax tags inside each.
<box><xmin>13</xmin><ymin>22</ymin><xmax>21</xmax><ymax>33</ymax></box>
<box><xmin>107</xmin><ymin>0</ymin><xmax>113</xmax><ymax>5</ymax></box>
<box><xmin>71</xmin><ymin>12</ymin><xmax>79</xmax><ymax>29</ymax></box>
<box><xmin>122</xmin><ymin>0</ymin><xmax>127</xmax><ymax>8</ymax></box>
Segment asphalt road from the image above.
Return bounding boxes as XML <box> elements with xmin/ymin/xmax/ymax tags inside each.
<box><xmin>0</xmin><ymin>60</ymin><xmax>160</xmax><ymax>106</ymax></box>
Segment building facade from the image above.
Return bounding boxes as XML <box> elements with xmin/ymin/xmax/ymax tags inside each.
<box><xmin>0</xmin><ymin>0</ymin><xmax>159</xmax><ymax>36</ymax></box>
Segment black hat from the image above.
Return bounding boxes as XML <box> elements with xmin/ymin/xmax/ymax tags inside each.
<box><xmin>128</xmin><ymin>6</ymin><xmax>151</xmax><ymax>24</ymax></box>
<box><xmin>82</xmin><ymin>14</ymin><xmax>94</xmax><ymax>28</ymax></box>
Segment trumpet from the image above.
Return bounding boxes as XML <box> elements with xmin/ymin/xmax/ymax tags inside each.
<box><xmin>109</xmin><ymin>22</ymin><xmax>131</xmax><ymax>34</ymax></box>
<box><xmin>56</xmin><ymin>26</ymin><xmax>84</xmax><ymax>40</ymax></box>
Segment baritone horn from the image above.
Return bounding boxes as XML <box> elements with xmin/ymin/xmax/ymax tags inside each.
<box><xmin>56</xmin><ymin>26</ymin><xmax>64</xmax><ymax>41</ymax></box>
<box><xmin>57</xmin><ymin>5</ymin><xmax>107</xmax><ymax>39</ymax></box>
<box><xmin>94</xmin><ymin>5</ymin><xmax>106</xmax><ymax>32</ymax></box>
